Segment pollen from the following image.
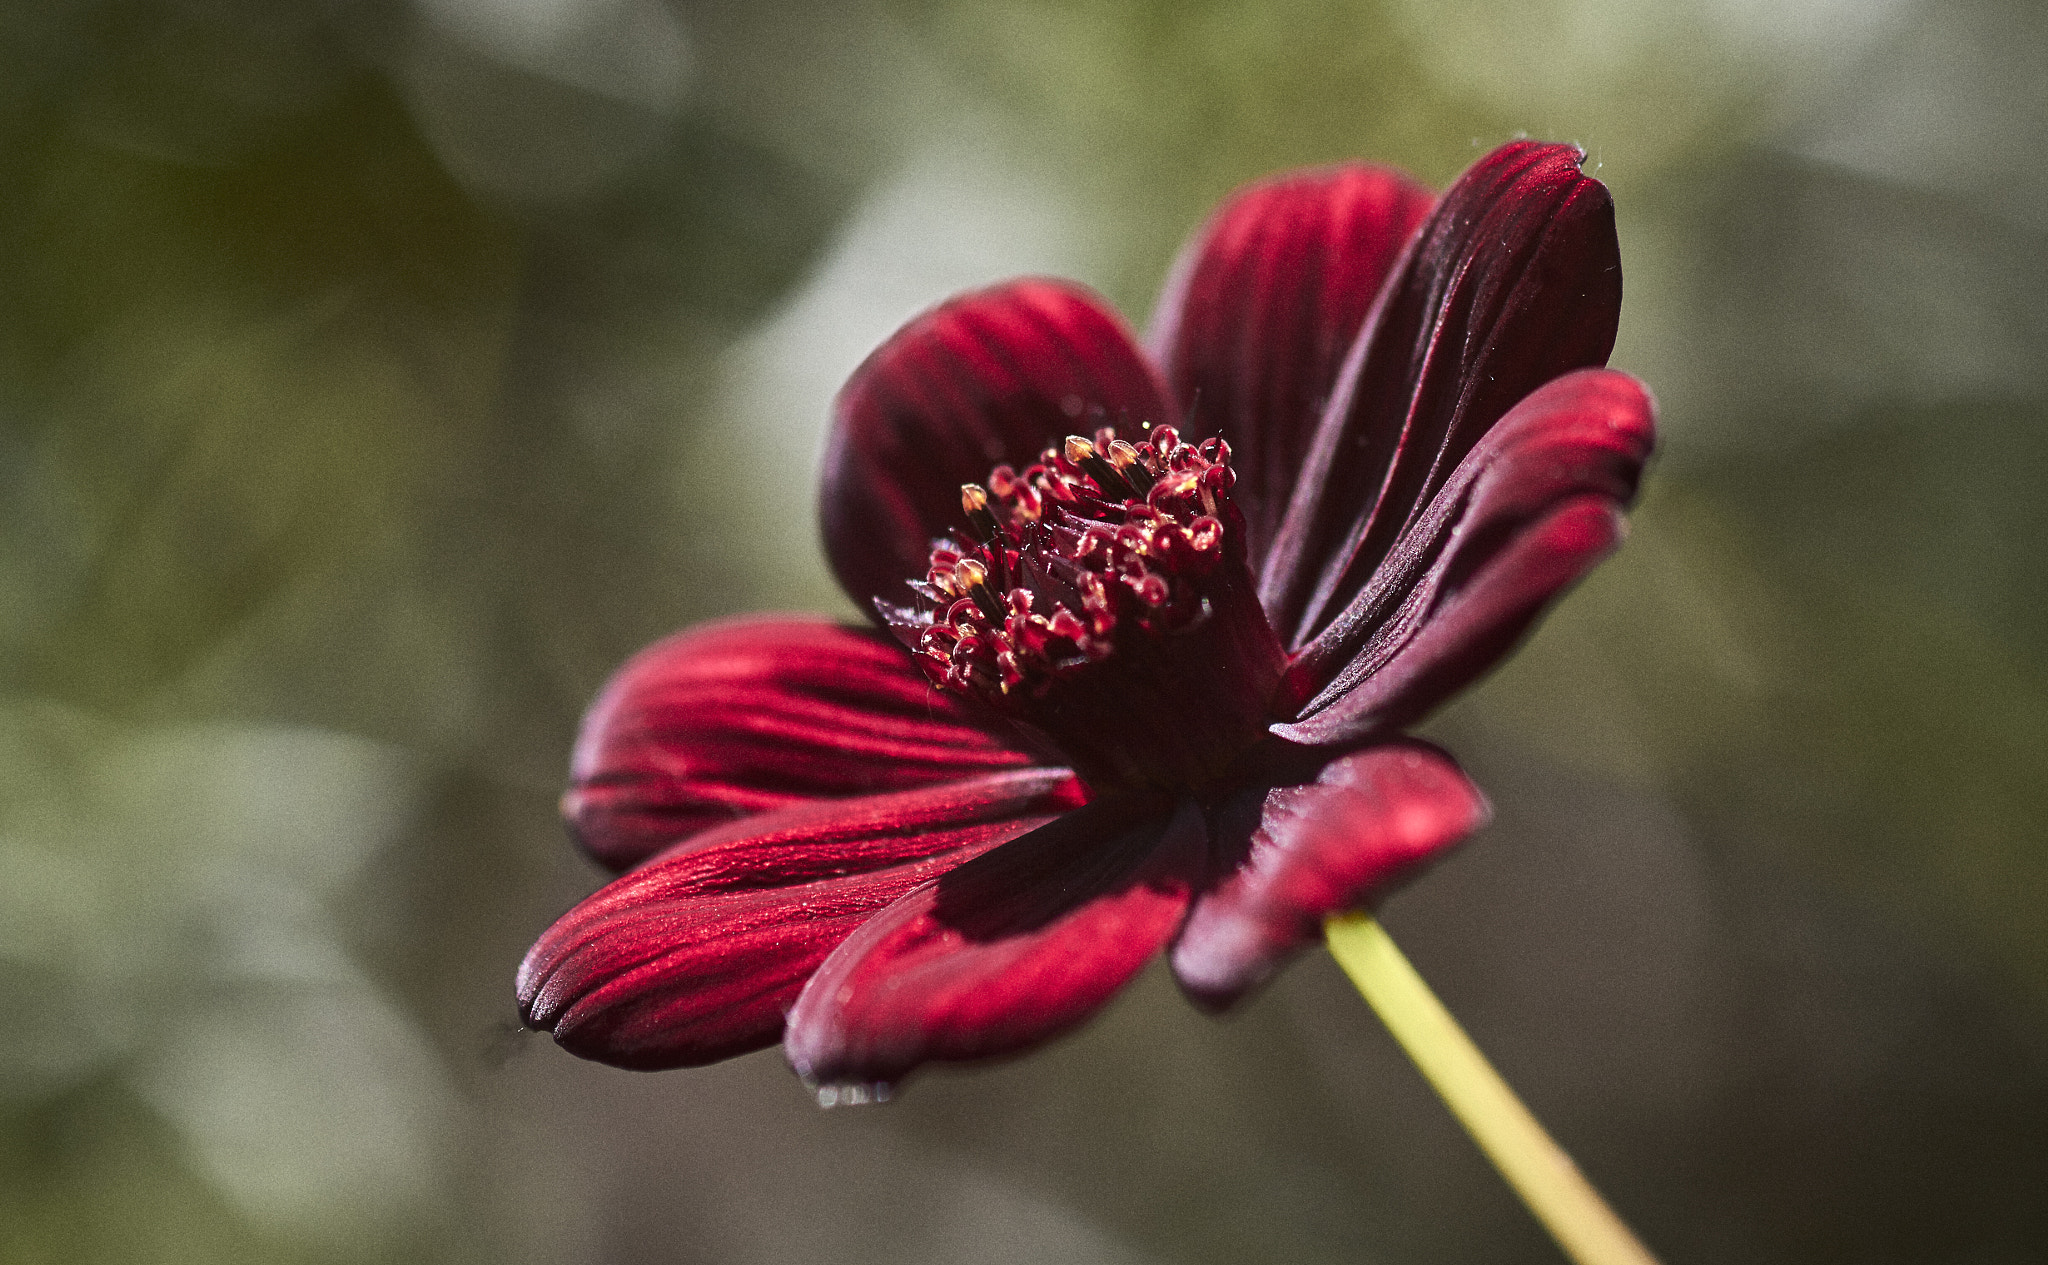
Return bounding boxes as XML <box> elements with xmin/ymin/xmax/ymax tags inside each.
<box><xmin>878</xmin><ymin>422</ymin><xmax>1286</xmax><ymax>790</ymax></box>
<box><xmin>896</xmin><ymin>425</ymin><xmax>1235</xmax><ymax>703</ymax></box>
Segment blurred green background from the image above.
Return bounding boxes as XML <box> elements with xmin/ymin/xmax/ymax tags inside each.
<box><xmin>3</xmin><ymin>0</ymin><xmax>2046</xmax><ymax>1261</ymax></box>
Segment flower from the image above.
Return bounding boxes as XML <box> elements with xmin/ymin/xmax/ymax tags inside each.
<box><xmin>516</xmin><ymin>140</ymin><xmax>1655</xmax><ymax>1098</ymax></box>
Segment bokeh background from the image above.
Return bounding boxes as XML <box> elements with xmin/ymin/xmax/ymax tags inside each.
<box><xmin>4</xmin><ymin>0</ymin><xmax>2046</xmax><ymax>1261</ymax></box>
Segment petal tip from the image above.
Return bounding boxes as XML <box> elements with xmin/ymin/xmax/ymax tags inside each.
<box><xmin>1169</xmin><ymin>743</ymin><xmax>1487</xmax><ymax>1007</ymax></box>
<box><xmin>1167</xmin><ymin>935</ymin><xmax>1272</xmax><ymax>1014</ymax></box>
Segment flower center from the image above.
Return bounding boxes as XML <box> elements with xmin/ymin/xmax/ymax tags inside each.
<box><xmin>881</xmin><ymin>425</ymin><xmax>1287</xmax><ymax>792</ymax></box>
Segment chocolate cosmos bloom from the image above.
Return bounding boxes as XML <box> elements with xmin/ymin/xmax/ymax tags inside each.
<box><xmin>517</xmin><ymin>140</ymin><xmax>1655</xmax><ymax>1097</ymax></box>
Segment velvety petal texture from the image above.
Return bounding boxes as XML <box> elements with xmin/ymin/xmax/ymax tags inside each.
<box><xmin>1262</xmin><ymin>141</ymin><xmax>1622</xmax><ymax>647</ymax></box>
<box><xmin>523</xmin><ymin>140</ymin><xmax>1658</xmax><ymax>1092</ymax></box>
<box><xmin>1276</xmin><ymin>368</ymin><xmax>1654</xmax><ymax>742</ymax></box>
<box><xmin>785</xmin><ymin>795</ymin><xmax>1203</xmax><ymax>1090</ymax></box>
<box><xmin>1150</xmin><ymin>164</ymin><xmax>1436</xmax><ymax>557</ymax></box>
<box><xmin>521</xmin><ymin>769</ymin><xmax>1083</xmax><ymax>1069</ymax></box>
<box><xmin>1172</xmin><ymin>742</ymin><xmax>1488</xmax><ymax>1009</ymax></box>
<box><xmin>821</xmin><ymin>279</ymin><xmax>1176</xmax><ymax>614</ymax></box>
<box><xmin>564</xmin><ymin>615</ymin><xmax>1043</xmax><ymax>871</ymax></box>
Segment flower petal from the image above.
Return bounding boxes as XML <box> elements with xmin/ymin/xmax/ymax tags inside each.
<box><xmin>1262</xmin><ymin>141</ymin><xmax>1622</xmax><ymax>648</ymax></box>
<box><xmin>821</xmin><ymin>279</ymin><xmax>1178</xmax><ymax>614</ymax></box>
<box><xmin>783</xmin><ymin>793</ymin><xmax>1202</xmax><ymax>1091</ymax></box>
<box><xmin>1171</xmin><ymin>742</ymin><xmax>1488</xmax><ymax>1009</ymax></box>
<box><xmin>519</xmin><ymin>769</ymin><xmax>1081</xmax><ymax>1070</ymax></box>
<box><xmin>564</xmin><ymin>614</ymin><xmax>1045</xmax><ymax>872</ymax></box>
<box><xmin>1275</xmin><ymin>369</ymin><xmax>1654</xmax><ymax>741</ymax></box>
<box><xmin>1149</xmin><ymin>164</ymin><xmax>1436</xmax><ymax>561</ymax></box>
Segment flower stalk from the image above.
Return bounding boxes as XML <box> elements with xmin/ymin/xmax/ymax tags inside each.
<box><xmin>1325</xmin><ymin>914</ymin><xmax>1660</xmax><ymax>1265</ymax></box>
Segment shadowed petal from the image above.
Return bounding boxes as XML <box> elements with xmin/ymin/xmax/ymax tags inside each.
<box><xmin>1149</xmin><ymin>164</ymin><xmax>1436</xmax><ymax>560</ymax></box>
<box><xmin>1171</xmin><ymin>742</ymin><xmax>1489</xmax><ymax>1009</ymax></box>
<box><xmin>565</xmin><ymin>614</ymin><xmax>1044</xmax><ymax>872</ymax></box>
<box><xmin>519</xmin><ymin>769</ymin><xmax>1082</xmax><ymax>1070</ymax></box>
<box><xmin>1276</xmin><ymin>369</ymin><xmax>1655</xmax><ymax>741</ymax></box>
<box><xmin>821</xmin><ymin>279</ymin><xmax>1177</xmax><ymax>614</ymax></box>
<box><xmin>1262</xmin><ymin>141</ymin><xmax>1622</xmax><ymax>647</ymax></box>
<box><xmin>784</xmin><ymin>793</ymin><xmax>1202</xmax><ymax>1091</ymax></box>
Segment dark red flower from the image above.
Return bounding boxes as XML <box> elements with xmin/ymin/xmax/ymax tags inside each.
<box><xmin>518</xmin><ymin>140</ymin><xmax>1655</xmax><ymax>1097</ymax></box>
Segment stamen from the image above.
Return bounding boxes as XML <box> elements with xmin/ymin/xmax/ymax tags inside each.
<box><xmin>1064</xmin><ymin>435</ymin><xmax>1137</xmax><ymax>500</ymax></box>
<box><xmin>961</xmin><ymin>483</ymin><xmax>1000</xmax><ymax>540</ymax></box>
<box><xmin>952</xmin><ymin>557</ymin><xmax>1006</xmax><ymax>623</ymax></box>
<box><xmin>884</xmin><ymin>423</ymin><xmax>1284</xmax><ymax>789</ymax></box>
<box><xmin>1106</xmin><ymin>439</ymin><xmax>1156</xmax><ymax>494</ymax></box>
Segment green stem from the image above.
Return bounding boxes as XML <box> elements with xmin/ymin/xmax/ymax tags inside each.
<box><xmin>1325</xmin><ymin>913</ymin><xmax>1660</xmax><ymax>1265</ymax></box>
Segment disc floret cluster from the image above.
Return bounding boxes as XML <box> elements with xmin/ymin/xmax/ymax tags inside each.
<box><xmin>893</xmin><ymin>424</ymin><xmax>1239</xmax><ymax>705</ymax></box>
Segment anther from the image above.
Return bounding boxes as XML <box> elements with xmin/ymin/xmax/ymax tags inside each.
<box><xmin>1106</xmin><ymin>439</ymin><xmax>1156</xmax><ymax>493</ymax></box>
<box><xmin>952</xmin><ymin>557</ymin><xmax>1007</xmax><ymax>623</ymax></box>
<box><xmin>961</xmin><ymin>483</ymin><xmax>1000</xmax><ymax>540</ymax></box>
<box><xmin>889</xmin><ymin>418</ymin><xmax>1266</xmax><ymax>761</ymax></box>
<box><xmin>1064</xmin><ymin>434</ymin><xmax>1137</xmax><ymax>500</ymax></box>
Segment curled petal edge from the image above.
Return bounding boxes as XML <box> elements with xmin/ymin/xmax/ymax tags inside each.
<box><xmin>1277</xmin><ymin>368</ymin><xmax>1656</xmax><ymax>732</ymax></box>
<box><xmin>1172</xmin><ymin>741</ymin><xmax>1488</xmax><ymax>1009</ymax></box>
<box><xmin>1262</xmin><ymin>141</ymin><xmax>1623</xmax><ymax>647</ymax></box>
<box><xmin>784</xmin><ymin>793</ymin><xmax>1200</xmax><ymax>1093</ymax></box>
<box><xmin>520</xmin><ymin>768</ymin><xmax>1080</xmax><ymax>1070</ymax></box>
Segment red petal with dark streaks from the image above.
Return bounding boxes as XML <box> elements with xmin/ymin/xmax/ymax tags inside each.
<box><xmin>1149</xmin><ymin>164</ymin><xmax>1435</xmax><ymax>562</ymax></box>
<box><xmin>784</xmin><ymin>793</ymin><xmax>1201</xmax><ymax>1090</ymax></box>
<box><xmin>1171</xmin><ymin>742</ymin><xmax>1488</xmax><ymax>1009</ymax></box>
<box><xmin>519</xmin><ymin>769</ymin><xmax>1081</xmax><ymax>1070</ymax></box>
<box><xmin>1276</xmin><ymin>369</ymin><xmax>1654</xmax><ymax>740</ymax></box>
<box><xmin>1262</xmin><ymin>141</ymin><xmax>1622</xmax><ymax>648</ymax></box>
<box><xmin>821</xmin><ymin>279</ymin><xmax>1177</xmax><ymax>614</ymax></box>
<box><xmin>564</xmin><ymin>615</ymin><xmax>1044</xmax><ymax>872</ymax></box>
